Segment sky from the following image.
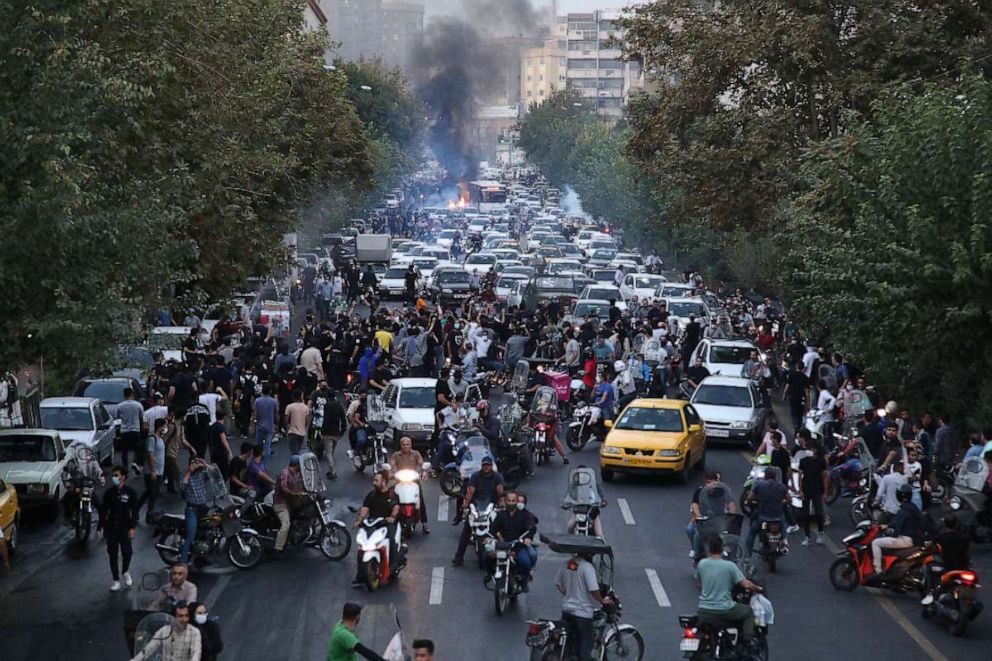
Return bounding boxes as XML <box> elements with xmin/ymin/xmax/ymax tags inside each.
<box><xmin>422</xmin><ymin>1</ymin><xmax>647</xmax><ymax>17</ymax></box>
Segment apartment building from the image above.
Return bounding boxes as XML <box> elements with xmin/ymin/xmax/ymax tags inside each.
<box><xmin>562</xmin><ymin>10</ymin><xmax>643</xmax><ymax>117</ymax></box>
<box><xmin>520</xmin><ymin>38</ymin><xmax>567</xmax><ymax>109</ymax></box>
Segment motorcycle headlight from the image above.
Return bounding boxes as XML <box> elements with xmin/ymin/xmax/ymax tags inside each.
<box><xmin>361</xmin><ymin>543</ymin><xmax>378</xmax><ymax>552</ymax></box>
<box><xmin>394</xmin><ymin>469</ymin><xmax>419</xmax><ymax>483</ymax></box>
<box><xmin>730</xmin><ymin>421</ymin><xmax>750</xmax><ymax>429</ymax></box>
<box><xmin>949</xmin><ymin>496</ymin><xmax>962</xmax><ymax>510</ymax></box>
<box><xmin>602</xmin><ymin>446</ymin><xmax>622</xmax><ymax>455</ymax></box>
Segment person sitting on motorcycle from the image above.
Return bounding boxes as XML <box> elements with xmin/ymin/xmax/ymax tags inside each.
<box><xmin>431</xmin><ymin>394</ymin><xmax>466</xmax><ymax>468</ymax></box>
<box><xmin>874</xmin><ymin>461</ymin><xmax>908</xmax><ymax>520</ymax></box>
<box><xmin>921</xmin><ymin>514</ymin><xmax>972</xmax><ymax>605</ymax></box>
<box><xmin>347</xmin><ymin>389</ymin><xmax>371</xmax><ymax>457</ymax></box>
<box><xmin>690</xmin><ymin>476</ymin><xmax>738</xmax><ymax>560</ymax></box>
<box><xmin>695</xmin><ymin>535</ymin><xmax>765</xmax><ymax>644</ymax></box>
<box><xmin>451</xmin><ymin>456</ymin><xmax>504</xmax><ymax>566</ymax></box>
<box><xmin>744</xmin><ymin>467</ymin><xmax>789</xmax><ymax>557</ymax></box>
<box><xmin>524</xmin><ymin>387</ymin><xmax>570</xmax><ymax>465</ymax></box>
<box><xmin>868</xmin><ymin>483</ymin><xmax>924</xmax><ymax>582</ymax></box>
<box><xmin>489</xmin><ymin>490</ymin><xmax>538</xmax><ymax>588</ymax></box>
<box><xmin>565</xmin><ymin>466</ymin><xmax>607</xmax><ymax>539</ymax></box>
<box><xmin>273</xmin><ymin>455</ymin><xmax>306</xmax><ymax>556</ymax></box>
<box><xmin>179</xmin><ymin>459</ymin><xmax>212</xmax><ymax>564</ymax></box>
<box><xmin>581</xmin><ymin>348</ymin><xmax>597</xmax><ymax>394</ymax></box>
<box><xmin>151</xmin><ymin>563</ymin><xmax>198</xmax><ymax>611</ymax></box>
<box><xmin>351</xmin><ymin>470</ymin><xmax>403</xmax><ymax>587</ymax></box>
<box><xmin>612</xmin><ymin>360</ymin><xmax>637</xmax><ymax>412</ymax></box>
<box><xmin>389</xmin><ymin>436</ymin><xmax>430</xmax><ymax>534</ymax></box>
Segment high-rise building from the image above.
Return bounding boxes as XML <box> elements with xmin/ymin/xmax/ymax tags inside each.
<box><xmin>322</xmin><ymin>0</ymin><xmax>384</xmax><ymax>63</ymax></box>
<box><xmin>381</xmin><ymin>2</ymin><xmax>424</xmax><ymax>75</ymax></box>
<box><xmin>520</xmin><ymin>38</ymin><xmax>567</xmax><ymax>109</ymax></box>
<box><xmin>482</xmin><ymin>36</ymin><xmax>545</xmax><ymax>106</ymax></box>
<box><xmin>561</xmin><ymin>10</ymin><xmax>643</xmax><ymax>117</ymax></box>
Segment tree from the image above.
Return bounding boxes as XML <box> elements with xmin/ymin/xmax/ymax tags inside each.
<box><xmin>517</xmin><ymin>89</ymin><xmax>592</xmax><ymax>186</ymax></box>
<box><xmin>0</xmin><ymin>0</ymin><xmax>374</xmax><ymax>381</ymax></box>
<box><xmin>619</xmin><ymin>0</ymin><xmax>992</xmax><ymax>233</ymax></box>
<box><xmin>779</xmin><ymin>74</ymin><xmax>992</xmax><ymax>421</ymax></box>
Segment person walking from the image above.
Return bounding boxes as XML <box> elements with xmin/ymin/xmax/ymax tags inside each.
<box><xmin>138</xmin><ymin>418</ymin><xmax>167</xmax><ymax>523</ymax></box>
<box><xmin>284</xmin><ymin>389</ymin><xmax>311</xmax><ymax>456</ymax></box>
<box><xmin>97</xmin><ymin>465</ymin><xmax>139</xmax><ymax>591</ymax></box>
<box><xmin>253</xmin><ymin>385</ymin><xmax>279</xmax><ymax>458</ymax></box>
<box><xmin>116</xmin><ymin>387</ymin><xmax>145</xmax><ymax>473</ymax></box>
<box><xmin>326</xmin><ymin>602</ymin><xmax>388</xmax><ymax>661</ymax></box>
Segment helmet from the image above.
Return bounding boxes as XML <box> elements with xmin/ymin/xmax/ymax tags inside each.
<box><xmin>896</xmin><ymin>483</ymin><xmax>913</xmax><ymax>503</ymax></box>
<box><xmin>613</xmin><ymin>360</ymin><xmax>626</xmax><ymax>372</ymax></box>
<box><xmin>476</xmin><ymin>401</ymin><xmax>489</xmax><ymax>413</ymax></box>
<box><xmin>885</xmin><ymin>400</ymin><xmax>899</xmax><ymax>417</ymax></box>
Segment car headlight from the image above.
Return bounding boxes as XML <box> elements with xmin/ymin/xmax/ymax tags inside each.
<box><xmin>730</xmin><ymin>421</ymin><xmax>750</xmax><ymax>429</ymax></box>
<box><xmin>442</xmin><ymin>288</ymin><xmax>453</xmax><ymax>293</ymax></box>
<box><xmin>400</xmin><ymin>423</ymin><xmax>424</xmax><ymax>432</ymax></box>
<box><xmin>658</xmin><ymin>449</ymin><xmax>681</xmax><ymax>457</ymax></box>
<box><xmin>602</xmin><ymin>446</ymin><xmax>622</xmax><ymax>455</ymax></box>
<box><xmin>27</xmin><ymin>483</ymin><xmax>49</xmax><ymax>494</ymax></box>
<box><xmin>949</xmin><ymin>496</ymin><xmax>962</xmax><ymax>510</ymax></box>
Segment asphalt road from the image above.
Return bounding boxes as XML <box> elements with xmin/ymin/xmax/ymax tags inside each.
<box><xmin>3</xmin><ymin>299</ymin><xmax>991</xmax><ymax>660</ymax></box>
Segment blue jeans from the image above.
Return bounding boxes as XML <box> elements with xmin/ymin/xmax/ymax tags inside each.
<box><xmin>746</xmin><ymin>516</ymin><xmax>783</xmax><ymax>556</ymax></box>
<box><xmin>515</xmin><ymin>545</ymin><xmax>537</xmax><ymax>573</ymax></box>
<box><xmin>686</xmin><ymin>521</ymin><xmax>696</xmax><ymax>545</ymax></box>
<box><xmin>356</xmin><ymin>428</ymin><xmax>368</xmax><ymax>451</ymax></box>
<box><xmin>179</xmin><ymin>505</ymin><xmax>200</xmax><ymax>563</ymax></box>
<box><xmin>255</xmin><ymin>427</ymin><xmax>274</xmax><ymax>458</ymax></box>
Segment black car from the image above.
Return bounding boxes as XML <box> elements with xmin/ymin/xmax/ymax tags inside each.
<box><xmin>431</xmin><ymin>269</ymin><xmax>474</xmax><ymax>305</ymax></box>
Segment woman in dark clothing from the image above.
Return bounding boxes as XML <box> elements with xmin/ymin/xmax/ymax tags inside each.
<box><xmin>191</xmin><ymin>601</ymin><xmax>223</xmax><ymax>660</ymax></box>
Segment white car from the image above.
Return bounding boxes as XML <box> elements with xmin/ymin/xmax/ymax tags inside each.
<box><xmin>146</xmin><ymin>326</ymin><xmax>194</xmax><ymax>363</ymax></box>
<box><xmin>380</xmin><ymin>266</ymin><xmax>419</xmax><ymax>299</ymax></box>
<box><xmin>0</xmin><ymin>429</ymin><xmax>73</xmax><ymax>513</ymax></box>
<box><xmin>579</xmin><ymin>285</ymin><xmax>627</xmax><ymax>310</ymax></box>
<box><xmin>496</xmin><ymin>273</ymin><xmax>529</xmax><ymax>301</ymax></box>
<box><xmin>575</xmin><ymin>230</ymin><xmax>610</xmax><ymax>252</ymax></box>
<box><xmin>662</xmin><ymin>297</ymin><xmax>712</xmax><ymax>331</ymax></box>
<box><xmin>409</xmin><ymin>257</ymin><xmax>439</xmax><ymax>281</ymax></box>
<box><xmin>655</xmin><ymin>282</ymin><xmax>696</xmax><ymax>298</ymax></box>
<box><xmin>468</xmin><ymin>220</ymin><xmax>487</xmax><ymax>234</ymax></box>
<box><xmin>689</xmin><ymin>376</ymin><xmax>767</xmax><ymax>445</ymax></box>
<box><xmin>435</xmin><ymin>229</ymin><xmax>459</xmax><ymax>250</ymax></box>
<box><xmin>690</xmin><ymin>338</ymin><xmax>759</xmax><ymax>377</ymax></box>
<box><xmin>421</xmin><ymin>246</ymin><xmax>451</xmax><ymax>265</ymax></box>
<box><xmin>546</xmin><ymin>259</ymin><xmax>585</xmax><ymax>276</ymax></box>
<box><xmin>619</xmin><ymin>273</ymin><xmax>668</xmax><ymax>302</ymax></box>
<box><xmin>464</xmin><ymin>252</ymin><xmax>498</xmax><ymax>269</ymax></box>
<box><xmin>371</xmin><ymin>378</ymin><xmax>438</xmax><ymax>451</ymax></box>
<box><xmin>39</xmin><ymin>397</ymin><xmax>118</xmax><ymax>464</ymax></box>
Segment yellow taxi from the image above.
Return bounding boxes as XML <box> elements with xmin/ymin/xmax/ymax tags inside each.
<box><xmin>0</xmin><ymin>476</ymin><xmax>19</xmax><ymax>559</ymax></box>
<box><xmin>599</xmin><ymin>398</ymin><xmax>706</xmax><ymax>483</ymax></box>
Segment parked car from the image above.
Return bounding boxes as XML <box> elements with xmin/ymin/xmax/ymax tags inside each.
<box><xmin>0</xmin><ymin>429</ymin><xmax>71</xmax><ymax>517</ymax></box>
<box><xmin>70</xmin><ymin>377</ymin><xmax>144</xmax><ymax>418</ymax></box>
<box><xmin>689</xmin><ymin>376</ymin><xmax>767</xmax><ymax>445</ymax></box>
<box><xmin>38</xmin><ymin>397</ymin><xmax>117</xmax><ymax>464</ymax></box>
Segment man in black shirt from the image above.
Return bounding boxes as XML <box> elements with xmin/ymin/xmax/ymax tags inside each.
<box><xmin>685</xmin><ymin>357</ymin><xmax>710</xmax><ymax>390</ymax></box>
<box><xmin>183</xmin><ymin>392</ymin><xmax>211</xmax><ymax>460</ymax></box>
<box><xmin>782</xmin><ymin>362</ymin><xmax>809</xmax><ymax>431</ymax></box>
<box><xmin>228</xmin><ymin>442</ymin><xmax>253</xmax><ymax>496</ymax></box>
<box><xmin>97</xmin><ymin>466</ymin><xmax>139</xmax><ymax>591</ymax></box>
<box><xmin>404</xmin><ymin>264</ymin><xmax>419</xmax><ymax>304</ymax></box>
<box><xmin>352</xmin><ymin>471</ymin><xmax>402</xmax><ymax>585</ymax></box>
<box><xmin>452</xmin><ymin>457</ymin><xmax>504</xmax><ymax>566</ymax></box>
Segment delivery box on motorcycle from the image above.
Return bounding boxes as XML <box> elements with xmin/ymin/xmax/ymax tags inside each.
<box><xmin>544</xmin><ymin>371</ymin><xmax>570</xmax><ymax>402</ymax></box>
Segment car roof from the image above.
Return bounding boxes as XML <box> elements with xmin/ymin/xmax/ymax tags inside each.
<box><xmin>40</xmin><ymin>397</ymin><xmax>99</xmax><ymax>408</ymax></box>
<box><xmin>624</xmin><ymin>398</ymin><xmax>690</xmax><ymax>410</ymax></box>
<box><xmin>575</xmin><ymin>298</ymin><xmax>611</xmax><ymax>305</ymax></box>
<box><xmin>0</xmin><ymin>428</ymin><xmax>60</xmax><ymax>438</ymax></box>
<box><xmin>704</xmin><ymin>339</ymin><xmax>757</xmax><ymax>349</ymax></box>
<box><xmin>77</xmin><ymin>377</ymin><xmax>132</xmax><ymax>384</ymax></box>
<box><xmin>390</xmin><ymin>378</ymin><xmax>436</xmax><ymax>388</ymax></box>
<box><xmin>696</xmin><ymin>375</ymin><xmax>753</xmax><ymax>388</ymax></box>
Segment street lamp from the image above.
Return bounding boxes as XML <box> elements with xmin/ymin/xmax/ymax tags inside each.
<box><xmin>322</xmin><ymin>64</ymin><xmax>337</xmax><ymax>71</ymax></box>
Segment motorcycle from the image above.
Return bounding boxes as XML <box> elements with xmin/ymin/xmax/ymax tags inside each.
<box><xmin>152</xmin><ymin>465</ymin><xmax>262</xmax><ymax>570</ymax></box>
<box><xmin>439</xmin><ymin>433</ymin><xmax>493</xmax><ymax>498</ymax></box>
<box><xmin>236</xmin><ymin>453</ymin><xmax>351</xmax><ymax>560</ymax></box>
<box><xmin>355</xmin><ymin>516</ymin><xmax>406</xmax><ymax>591</ymax></box>
<box><xmin>922</xmin><ymin>565</ymin><xmax>983</xmax><ymax>636</ymax></box>
<box><xmin>61</xmin><ymin>446</ymin><xmax>102</xmax><ymax>544</ymax></box>
<box><xmin>530</xmin><ymin>385</ymin><xmax>559</xmax><ymax>466</ymax></box>
<box><xmin>828</xmin><ymin>521</ymin><xmax>936</xmax><ymax>594</ymax></box>
<box><xmin>567</xmin><ymin>400</ymin><xmax>604</xmax><ymax>452</ymax></box>
<box><xmin>562</xmin><ymin>465</ymin><xmax>606</xmax><ymax>537</ymax></box>
<box><xmin>756</xmin><ymin>519</ymin><xmax>787</xmax><ymax>572</ymax></box>
<box><xmin>468</xmin><ymin>501</ymin><xmax>497</xmax><ymax>567</ymax></box>
<box><xmin>935</xmin><ymin>457</ymin><xmax>992</xmax><ymax>543</ymax></box>
<box><xmin>491</xmin><ymin>537</ymin><xmax>531</xmax><ymax>615</ymax></box>
<box><xmin>526</xmin><ymin>534</ymin><xmax>643</xmax><ymax>661</ymax></box>
<box><xmin>349</xmin><ymin>420</ymin><xmax>391</xmax><ymax>474</ymax></box>
<box><xmin>694</xmin><ymin>513</ymin><xmax>753</xmax><ymax>579</ymax></box>
<box><xmin>395</xmin><ymin>463</ymin><xmax>430</xmax><ymax>540</ymax></box>
<box><xmin>678</xmin><ymin>587</ymin><xmax>772</xmax><ymax>660</ymax></box>
<box><xmin>825</xmin><ymin>437</ymin><xmax>876</xmax><ymax>505</ymax></box>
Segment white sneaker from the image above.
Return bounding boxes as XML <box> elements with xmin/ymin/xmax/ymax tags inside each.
<box><xmin>123</xmin><ymin>572</ymin><xmax>133</xmax><ymax>587</ymax></box>
<box><xmin>801</xmin><ymin>537</ymin><xmax>810</xmax><ymax>547</ymax></box>
<box><xmin>110</xmin><ymin>581</ymin><xmax>122</xmax><ymax>592</ymax></box>
<box><xmin>816</xmin><ymin>533</ymin><xmax>825</xmax><ymax>545</ymax></box>
<box><xmin>787</xmin><ymin>525</ymin><xmax>800</xmax><ymax>534</ymax></box>
<box><xmin>921</xmin><ymin>594</ymin><xmax>935</xmax><ymax>606</ymax></box>
<box><xmin>688</xmin><ymin>550</ymin><xmax>696</xmax><ymax>559</ymax></box>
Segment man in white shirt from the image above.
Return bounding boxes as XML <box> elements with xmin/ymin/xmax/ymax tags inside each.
<box><xmin>300</xmin><ymin>342</ymin><xmax>324</xmax><ymax>380</ymax></box>
<box><xmin>198</xmin><ymin>388</ymin><xmax>227</xmax><ymax>425</ymax></box>
<box><xmin>874</xmin><ymin>462</ymin><xmax>909</xmax><ymax>516</ymax></box>
<box><xmin>816</xmin><ymin>384</ymin><xmax>837</xmax><ymax>439</ymax></box>
<box><xmin>802</xmin><ymin>346</ymin><xmax>819</xmax><ymax>378</ymax></box>
<box><xmin>143</xmin><ymin>393</ymin><xmax>170</xmax><ymax>432</ymax></box>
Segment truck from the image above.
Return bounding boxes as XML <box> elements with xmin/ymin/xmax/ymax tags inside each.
<box><xmin>356</xmin><ymin>234</ymin><xmax>392</xmax><ymax>263</ymax></box>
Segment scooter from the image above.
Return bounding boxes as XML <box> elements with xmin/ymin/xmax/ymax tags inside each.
<box><xmin>395</xmin><ymin>463</ymin><xmax>429</xmax><ymax>540</ymax></box>
<box><xmin>355</xmin><ymin>516</ymin><xmax>406</xmax><ymax>591</ymax></box>
<box><xmin>922</xmin><ymin>566</ymin><xmax>983</xmax><ymax>636</ymax></box>
<box><xmin>828</xmin><ymin>521</ymin><xmax>936</xmax><ymax>594</ymax></box>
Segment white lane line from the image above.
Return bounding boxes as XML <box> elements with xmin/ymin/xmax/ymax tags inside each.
<box><xmin>429</xmin><ymin>566</ymin><xmax>445</xmax><ymax>605</ymax></box>
<box><xmin>645</xmin><ymin>569</ymin><xmax>671</xmax><ymax>608</ymax></box>
<box><xmin>204</xmin><ymin>574</ymin><xmax>232</xmax><ymax>609</ymax></box>
<box><xmin>438</xmin><ymin>495</ymin><xmax>450</xmax><ymax>522</ymax></box>
<box><xmin>617</xmin><ymin>498</ymin><xmax>636</xmax><ymax>525</ymax></box>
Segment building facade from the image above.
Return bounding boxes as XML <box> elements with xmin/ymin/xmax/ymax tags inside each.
<box><xmin>520</xmin><ymin>38</ymin><xmax>567</xmax><ymax>109</ymax></box>
<box><xmin>561</xmin><ymin>10</ymin><xmax>643</xmax><ymax>117</ymax></box>
<box><xmin>381</xmin><ymin>2</ymin><xmax>424</xmax><ymax>75</ymax></box>
<box><xmin>320</xmin><ymin>0</ymin><xmax>423</xmax><ymax>76</ymax></box>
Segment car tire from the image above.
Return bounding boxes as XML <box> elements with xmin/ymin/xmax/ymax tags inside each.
<box><xmin>677</xmin><ymin>459</ymin><xmax>690</xmax><ymax>484</ymax></box>
<box><xmin>7</xmin><ymin>517</ymin><xmax>17</xmax><ymax>559</ymax></box>
<box><xmin>696</xmin><ymin>448</ymin><xmax>706</xmax><ymax>471</ymax></box>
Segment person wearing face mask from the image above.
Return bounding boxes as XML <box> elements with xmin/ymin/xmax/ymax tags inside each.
<box><xmin>444</xmin><ymin>318</ymin><xmax>465</xmax><ymax>365</ymax></box>
<box><xmin>190</xmin><ymin>601</ymin><xmax>223</xmax><ymax>661</ymax></box>
<box><xmin>489</xmin><ymin>491</ymin><xmax>538</xmax><ymax>589</ymax></box>
<box><xmin>96</xmin><ymin>465</ymin><xmax>139</xmax><ymax>591</ymax></box>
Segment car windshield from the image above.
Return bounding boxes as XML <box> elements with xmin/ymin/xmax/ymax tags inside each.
<box><xmin>412</xmin><ymin>259</ymin><xmax>437</xmax><ymax>269</ymax></box>
<box><xmin>385</xmin><ymin>268</ymin><xmax>408</xmax><ymax>278</ymax></box>
<box><xmin>467</xmin><ymin>254</ymin><xmax>495</xmax><ymax>264</ymax></box>
<box><xmin>498</xmin><ymin>276</ymin><xmax>525</xmax><ymax>287</ymax></box>
<box><xmin>660</xmin><ymin>286</ymin><xmax>692</xmax><ymax>297</ymax></box>
<box><xmin>72</xmin><ymin>381</ymin><xmax>127</xmax><ymax>404</ymax></box>
<box><xmin>146</xmin><ymin>332</ymin><xmax>187</xmax><ymax>350</ymax></box>
<box><xmin>399</xmin><ymin>387</ymin><xmax>435</xmax><ymax>408</ymax></box>
<box><xmin>536</xmin><ymin>277</ymin><xmax>573</xmax><ymax>291</ymax></box>
<box><xmin>709</xmin><ymin>346</ymin><xmax>753</xmax><ymax>364</ymax></box>
<box><xmin>693</xmin><ymin>385</ymin><xmax>752</xmax><ymax>408</ymax></box>
<box><xmin>592</xmin><ymin>272</ymin><xmax>614</xmax><ymax>282</ymax></box>
<box><xmin>41</xmin><ymin>407</ymin><xmax>95</xmax><ymax>431</ymax></box>
<box><xmin>667</xmin><ymin>301</ymin><xmax>706</xmax><ymax>317</ymax></box>
<box><xmin>615</xmin><ymin>407</ymin><xmax>684</xmax><ymax>432</ymax></box>
<box><xmin>585</xmin><ymin>288</ymin><xmax>619</xmax><ymax>300</ymax></box>
<box><xmin>632</xmin><ymin>275</ymin><xmax>664</xmax><ymax>288</ymax></box>
<box><xmin>0</xmin><ymin>435</ymin><xmax>58</xmax><ymax>462</ymax></box>
<box><xmin>549</xmin><ymin>262</ymin><xmax>582</xmax><ymax>274</ymax></box>
<box><xmin>438</xmin><ymin>271</ymin><xmax>469</xmax><ymax>284</ymax></box>
<box><xmin>574</xmin><ymin>302</ymin><xmax>610</xmax><ymax>317</ymax></box>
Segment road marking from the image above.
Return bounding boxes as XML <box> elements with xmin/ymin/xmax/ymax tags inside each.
<box><xmin>204</xmin><ymin>574</ymin><xmax>232</xmax><ymax>608</ymax></box>
<box><xmin>438</xmin><ymin>495</ymin><xmax>450</xmax><ymax>522</ymax></box>
<box><xmin>429</xmin><ymin>566</ymin><xmax>445</xmax><ymax>605</ymax></box>
<box><xmin>645</xmin><ymin>568</ymin><xmax>671</xmax><ymax>607</ymax></box>
<box><xmin>617</xmin><ymin>498</ymin><xmax>636</xmax><ymax>525</ymax></box>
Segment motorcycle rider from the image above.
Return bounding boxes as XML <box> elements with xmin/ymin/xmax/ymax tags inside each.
<box><xmin>695</xmin><ymin>536</ymin><xmax>765</xmax><ymax>646</ymax></box>
<box><xmin>874</xmin><ymin>461</ymin><xmax>909</xmax><ymax>520</ymax></box>
<box><xmin>868</xmin><ymin>483</ymin><xmax>924</xmax><ymax>582</ymax></box>
<box><xmin>151</xmin><ymin>563</ymin><xmax>198</xmax><ymax>611</ymax></box>
<box><xmin>489</xmin><ymin>490</ymin><xmax>538</xmax><ymax>589</ymax></box>
<box><xmin>744</xmin><ymin>467</ymin><xmax>789</xmax><ymax>557</ymax></box>
<box><xmin>388</xmin><ymin>436</ymin><xmax>430</xmax><ymax>534</ymax></box>
<box><xmin>685</xmin><ymin>356</ymin><xmax>710</xmax><ymax>392</ymax></box>
<box><xmin>130</xmin><ymin>600</ymin><xmax>201</xmax><ymax>661</ymax></box>
<box><xmin>179</xmin><ymin>458</ymin><xmax>212</xmax><ymax>564</ymax></box>
<box><xmin>351</xmin><ymin>471</ymin><xmax>403</xmax><ymax>587</ymax></box>
<box><xmin>273</xmin><ymin>455</ymin><xmax>307</xmax><ymax>556</ymax></box>
<box><xmin>451</xmin><ymin>456</ymin><xmax>504</xmax><ymax>566</ymax></box>
<box><xmin>554</xmin><ymin>550</ymin><xmax>613</xmax><ymax>661</ymax></box>
<box><xmin>922</xmin><ymin>514</ymin><xmax>972</xmax><ymax>605</ymax></box>
<box><xmin>690</xmin><ymin>475</ymin><xmax>737</xmax><ymax>560</ymax></box>
<box><xmin>431</xmin><ymin>393</ymin><xmax>467</xmax><ymax>469</ymax></box>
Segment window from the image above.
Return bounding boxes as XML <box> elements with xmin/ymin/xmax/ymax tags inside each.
<box><xmin>526</xmin><ymin>75</ymin><xmax>532</xmax><ymax>82</ymax></box>
<box><xmin>539</xmin><ymin>57</ymin><xmax>544</xmax><ymax>64</ymax></box>
<box><xmin>685</xmin><ymin>406</ymin><xmax>701</xmax><ymax>426</ymax></box>
<box><xmin>40</xmin><ymin>407</ymin><xmax>95</xmax><ymax>431</ymax></box>
<box><xmin>538</xmin><ymin>75</ymin><xmax>543</xmax><ymax>81</ymax></box>
<box><xmin>527</xmin><ymin>90</ymin><xmax>532</xmax><ymax>97</ymax></box>
<box><xmin>615</xmin><ymin>407</ymin><xmax>684</xmax><ymax>432</ymax></box>
<box><xmin>692</xmin><ymin>385</ymin><xmax>752</xmax><ymax>408</ymax></box>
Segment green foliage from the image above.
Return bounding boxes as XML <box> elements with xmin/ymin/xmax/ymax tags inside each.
<box><xmin>0</xmin><ymin>0</ymin><xmax>375</xmax><ymax>379</ymax></box>
<box><xmin>779</xmin><ymin>74</ymin><xmax>992</xmax><ymax>422</ymax></box>
<box><xmin>517</xmin><ymin>89</ymin><xmax>592</xmax><ymax>187</ymax></box>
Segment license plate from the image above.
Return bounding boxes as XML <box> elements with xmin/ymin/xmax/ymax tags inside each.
<box><xmin>623</xmin><ymin>456</ymin><xmax>653</xmax><ymax>466</ymax></box>
<box><xmin>708</xmin><ymin>429</ymin><xmax>730</xmax><ymax>438</ymax></box>
<box><xmin>680</xmin><ymin>638</ymin><xmax>700</xmax><ymax>652</ymax></box>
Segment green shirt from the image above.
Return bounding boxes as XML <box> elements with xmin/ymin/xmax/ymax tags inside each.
<box><xmin>326</xmin><ymin>621</ymin><xmax>359</xmax><ymax>661</ymax></box>
<box><xmin>694</xmin><ymin>557</ymin><xmax>744</xmax><ymax>611</ymax></box>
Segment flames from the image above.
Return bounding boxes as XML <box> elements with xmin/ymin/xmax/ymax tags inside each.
<box><xmin>447</xmin><ymin>181</ymin><xmax>470</xmax><ymax>210</ymax></box>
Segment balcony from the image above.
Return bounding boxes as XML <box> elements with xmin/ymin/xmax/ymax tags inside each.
<box><xmin>566</xmin><ymin>69</ymin><xmax>599</xmax><ymax>78</ymax></box>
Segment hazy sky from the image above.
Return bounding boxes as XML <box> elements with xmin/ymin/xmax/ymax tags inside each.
<box><xmin>422</xmin><ymin>1</ymin><xmax>647</xmax><ymax>17</ymax></box>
